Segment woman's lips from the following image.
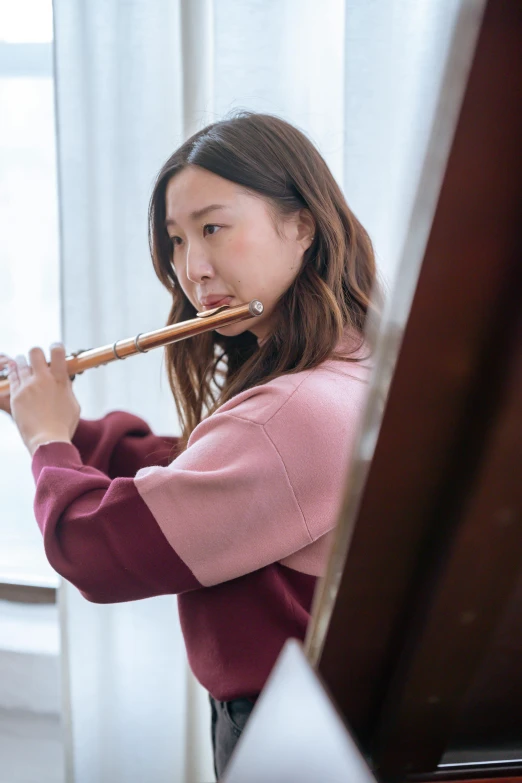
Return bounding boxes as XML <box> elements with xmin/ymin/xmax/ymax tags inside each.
<box><xmin>200</xmin><ymin>296</ymin><xmax>233</xmax><ymax>311</ymax></box>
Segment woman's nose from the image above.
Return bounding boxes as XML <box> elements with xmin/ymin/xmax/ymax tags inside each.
<box><xmin>185</xmin><ymin>245</ymin><xmax>214</xmax><ymax>283</ymax></box>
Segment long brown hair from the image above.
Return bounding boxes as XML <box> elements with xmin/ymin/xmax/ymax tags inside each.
<box><xmin>149</xmin><ymin>112</ymin><xmax>378</xmax><ymax>450</ymax></box>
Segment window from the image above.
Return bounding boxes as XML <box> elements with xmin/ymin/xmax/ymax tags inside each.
<box><xmin>0</xmin><ymin>0</ymin><xmax>60</xmax><ymax>586</ymax></box>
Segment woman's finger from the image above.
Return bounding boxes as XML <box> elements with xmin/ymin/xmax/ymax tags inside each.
<box><xmin>49</xmin><ymin>343</ymin><xmax>69</xmax><ymax>383</ymax></box>
<box><xmin>6</xmin><ymin>361</ymin><xmax>20</xmax><ymax>392</ymax></box>
<box><xmin>14</xmin><ymin>354</ymin><xmax>32</xmax><ymax>382</ymax></box>
<box><xmin>0</xmin><ymin>353</ymin><xmax>14</xmax><ymax>369</ymax></box>
<box><xmin>28</xmin><ymin>346</ymin><xmax>48</xmax><ymax>375</ymax></box>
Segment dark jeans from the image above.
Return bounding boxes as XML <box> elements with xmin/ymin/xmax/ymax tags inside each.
<box><xmin>209</xmin><ymin>694</ymin><xmax>256</xmax><ymax>780</ymax></box>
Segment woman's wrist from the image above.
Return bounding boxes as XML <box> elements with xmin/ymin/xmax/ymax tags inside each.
<box><xmin>28</xmin><ymin>431</ymin><xmax>73</xmax><ymax>457</ymax></box>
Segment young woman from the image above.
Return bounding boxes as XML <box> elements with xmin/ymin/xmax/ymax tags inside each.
<box><xmin>1</xmin><ymin>112</ymin><xmax>377</xmax><ymax>778</ymax></box>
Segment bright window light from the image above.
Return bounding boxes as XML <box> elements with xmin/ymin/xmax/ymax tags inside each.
<box><xmin>0</xmin><ymin>0</ymin><xmax>53</xmax><ymax>43</ymax></box>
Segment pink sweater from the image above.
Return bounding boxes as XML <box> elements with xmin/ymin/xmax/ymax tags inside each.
<box><xmin>31</xmin><ymin>351</ymin><xmax>370</xmax><ymax>701</ymax></box>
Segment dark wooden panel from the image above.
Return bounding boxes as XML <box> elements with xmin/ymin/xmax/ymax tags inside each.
<box><xmin>310</xmin><ymin>0</ymin><xmax>522</xmax><ymax>779</ymax></box>
<box><xmin>425</xmin><ymin>778</ymin><xmax>522</xmax><ymax>783</ymax></box>
<box><xmin>372</xmin><ymin>289</ymin><xmax>522</xmax><ymax>774</ymax></box>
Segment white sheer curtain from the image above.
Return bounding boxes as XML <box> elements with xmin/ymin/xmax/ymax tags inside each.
<box><xmin>52</xmin><ymin>0</ymin><xmax>465</xmax><ymax>780</ymax></box>
<box><xmin>52</xmin><ymin>2</ymin><xmax>209</xmax><ymax>781</ymax></box>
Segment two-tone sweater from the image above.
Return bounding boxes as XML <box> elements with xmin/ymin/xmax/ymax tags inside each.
<box><xmin>31</xmin><ymin>352</ymin><xmax>370</xmax><ymax>701</ymax></box>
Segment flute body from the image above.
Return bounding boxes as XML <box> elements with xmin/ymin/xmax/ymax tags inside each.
<box><xmin>0</xmin><ymin>300</ymin><xmax>264</xmax><ymax>393</ymax></box>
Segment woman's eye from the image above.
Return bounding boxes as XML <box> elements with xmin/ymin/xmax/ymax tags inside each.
<box><xmin>170</xmin><ymin>236</ymin><xmax>183</xmax><ymax>250</ymax></box>
<box><xmin>203</xmin><ymin>224</ymin><xmax>221</xmax><ymax>237</ymax></box>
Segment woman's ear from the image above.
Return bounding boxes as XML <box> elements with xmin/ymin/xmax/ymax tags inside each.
<box><xmin>296</xmin><ymin>209</ymin><xmax>316</xmax><ymax>250</ymax></box>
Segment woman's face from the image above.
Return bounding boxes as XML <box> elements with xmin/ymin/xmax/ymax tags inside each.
<box><xmin>164</xmin><ymin>165</ymin><xmax>314</xmax><ymax>341</ymax></box>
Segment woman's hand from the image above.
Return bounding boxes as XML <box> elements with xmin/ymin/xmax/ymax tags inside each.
<box><xmin>0</xmin><ymin>353</ymin><xmax>13</xmax><ymax>416</ymax></box>
<box><xmin>6</xmin><ymin>343</ymin><xmax>81</xmax><ymax>457</ymax></box>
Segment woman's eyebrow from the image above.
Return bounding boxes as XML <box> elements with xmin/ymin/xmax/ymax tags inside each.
<box><xmin>165</xmin><ymin>204</ymin><xmax>229</xmax><ymax>228</ymax></box>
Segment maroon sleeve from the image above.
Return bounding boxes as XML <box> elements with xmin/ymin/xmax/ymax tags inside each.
<box><xmin>31</xmin><ymin>442</ymin><xmax>202</xmax><ymax>603</ymax></box>
<box><xmin>72</xmin><ymin>411</ymin><xmax>180</xmax><ymax>477</ymax></box>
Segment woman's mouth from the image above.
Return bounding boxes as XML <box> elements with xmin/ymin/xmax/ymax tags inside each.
<box><xmin>199</xmin><ymin>296</ymin><xmax>233</xmax><ymax>311</ymax></box>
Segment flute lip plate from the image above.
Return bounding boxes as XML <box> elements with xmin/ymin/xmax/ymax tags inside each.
<box><xmin>195</xmin><ymin>300</ymin><xmax>263</xmax><ymax>319</ymax></box>
<box><xmin>196</xmin><ymin>304</ymin><xmax>232</xmax><ymax>318</ymax></box>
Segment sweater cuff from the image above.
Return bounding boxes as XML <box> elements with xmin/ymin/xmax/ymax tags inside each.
<box><xmin>32</xmin><ymin>441</ymin><xmax>84</xmax><ymax>482</ymax></box>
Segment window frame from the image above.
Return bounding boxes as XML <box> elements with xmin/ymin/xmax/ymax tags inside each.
<box><xmin>0</xmin><ymin>37</ymin><xmax>59</xmax><ymax>591</ymax></box>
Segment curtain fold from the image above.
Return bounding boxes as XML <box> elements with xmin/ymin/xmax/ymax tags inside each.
<box><xmin>181</xmin><ymin>0</ymin><xmax>214</xmax><ymax>139</ymax></box>
<box><xmin>53</xmin><ymin>1</ymin><xmax>214</xmax><ymax>780</ymax></box>
<box><xmin>342</xmin><ymin>0</ymin><xmax>464</xmax><ymax>283</ymax></box>
<box><xmin>51</xmin><ymin>0</ymin><xmax>467</xmax><ymax>780</ymax></box>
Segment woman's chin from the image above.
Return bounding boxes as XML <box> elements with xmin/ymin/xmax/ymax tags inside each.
<box><xmin>214</xmin><ymin>319</ymin><xmax>262</xmax><ymax>340</ymax></box>
<box><xmin>214</xmin><ymin>323</ymin><xmax>250</xmax><ymax>338</ymax></box>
